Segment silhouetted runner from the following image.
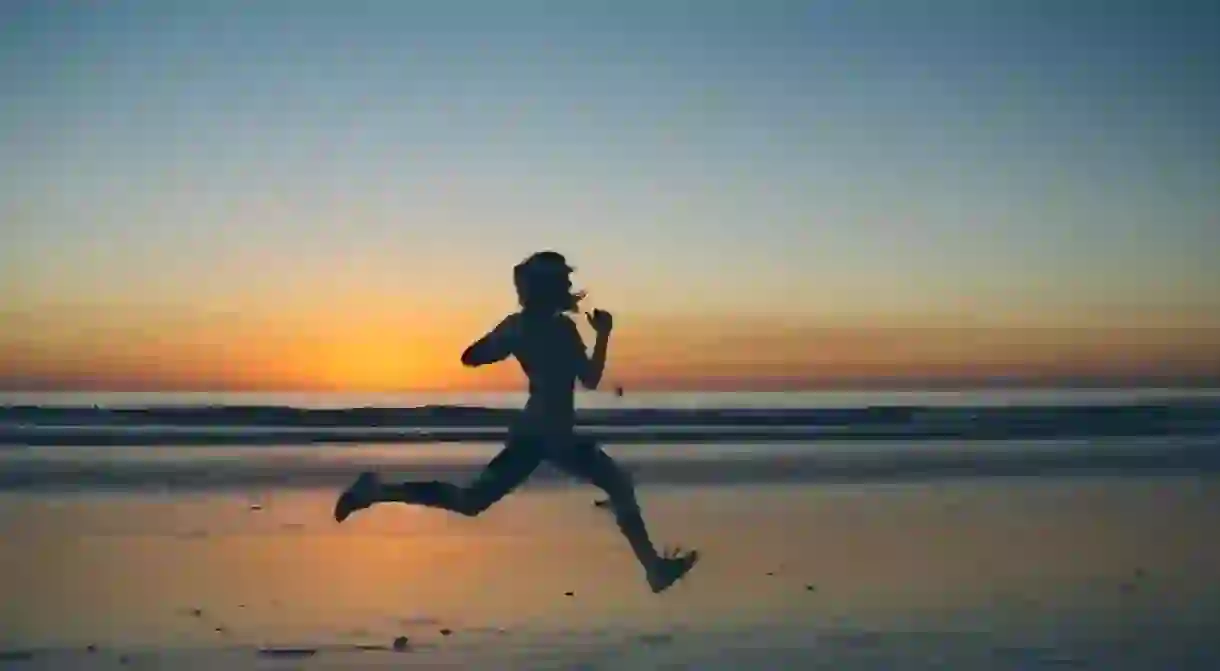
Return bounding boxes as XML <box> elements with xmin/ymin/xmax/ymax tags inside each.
<box><xmin>334</xmin><ymin>251</ymin><xmax>698</xmax><ymax>593</ymax></box>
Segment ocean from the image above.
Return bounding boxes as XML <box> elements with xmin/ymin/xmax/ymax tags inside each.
<box><xmin>2</xmin><ymin>388</ymin><xmax>1218</xmax><ymax>492</ymax></box>
<box><xmin>5</xmin><ymin>387</ymin><xmax>1220</xmax><ymax>410</ymax></box>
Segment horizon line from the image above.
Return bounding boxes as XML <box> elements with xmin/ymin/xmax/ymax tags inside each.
<box><xmin>3</xmin><ymin>378</ymin><xmax>1219</xmax><ymax>395</ymax></box>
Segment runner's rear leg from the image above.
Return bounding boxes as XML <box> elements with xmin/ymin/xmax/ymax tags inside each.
<box><xmin>334</xmin><ymin>439</ymin><xmax>541</xmax><ymax>521</ymax></box>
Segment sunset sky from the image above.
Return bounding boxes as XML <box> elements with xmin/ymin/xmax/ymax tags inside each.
<box><xmin>3</xmin><ymin>1</ymin><xmax>1218</xmax><ymax>391</ymax></box>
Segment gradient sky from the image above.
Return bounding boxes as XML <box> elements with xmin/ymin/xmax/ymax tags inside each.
<box><xmin>3</xmin><ymin>1</ymin><xmax>1218</xmax><ymax>391</ymax></box>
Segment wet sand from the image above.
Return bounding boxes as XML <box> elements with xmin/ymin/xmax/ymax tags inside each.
<box><xmin>2</xmin><ymin>476</ymin><xmax>1219</xmax><ymax>669</ymax></box>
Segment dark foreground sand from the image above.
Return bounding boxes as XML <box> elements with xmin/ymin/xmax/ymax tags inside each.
<box><xmin>2</xmin><ymin>476</ymin><xmax>1219</xmax><ymax>669</ymax></box>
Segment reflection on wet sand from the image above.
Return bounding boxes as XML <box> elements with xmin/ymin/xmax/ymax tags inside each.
<box><xmin>1</xmin><ymin>477</ymin><xmax>1218</xmax><ymax>668</ymax></box>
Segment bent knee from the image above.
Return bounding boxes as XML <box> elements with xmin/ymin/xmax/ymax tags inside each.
<box><xmin>599</xmin><ymin>467</ymin><xmax>637</xmax><ymax>496</ymax></box>
<box><xmin>454</xmin><ymin>491</ymin><xmax>493</xmax><ymax>517</ymax></box>
<box><xmin>600</xmin><ymin>478</ymin><xmax>638</xmax><ymax>507</ymax></box>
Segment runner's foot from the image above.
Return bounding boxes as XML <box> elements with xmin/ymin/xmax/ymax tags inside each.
<box><xmin>647</xmin><ymin>547</ymin><xmax>700</xmax><ymax>594</ymax></box>
<box><xmin>334</xmin><ymin>471</ymin><xmax>379</xmax><ymax>523</ymax></box>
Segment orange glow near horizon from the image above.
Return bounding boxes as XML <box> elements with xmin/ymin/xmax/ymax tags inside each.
<box><xmin>2</xmin><ymin>300</ymin><xmax>1218</xmax><ymax>391</ymax></box>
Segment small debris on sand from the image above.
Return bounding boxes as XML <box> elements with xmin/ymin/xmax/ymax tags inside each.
<box><xmin>392</xmin><ymin>636</ymin><xmax>411</xmax><ymax>652</ymax></box>
<box><xmin>640</xmin><ymin>633</ymin><xmax>674</xmax><ymax>646</ymax></box>
<box><xmin>257</xmin><ymin>647</ymin><xmax>317</xmax><ymax>659</ymax></box>
<box><xmin>439</xmin><ymin>628</ymin><xmax>453</xmax><ymax>637</ymax></box>
<box><xmin>564</xmin><ymin>591</ymin><xmax>575</xmax><ymax>597</ymax></box>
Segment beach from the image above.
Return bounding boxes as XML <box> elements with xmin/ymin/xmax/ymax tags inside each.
<box><xmin>3</xmin><ymin>459</ymin><xmax>1219</xmax><ymax>669</ymax></box>
<box><xmin>3</xmin><ymin>391</ymin><xmax>1219</xmax><ymax>668</ymax></box>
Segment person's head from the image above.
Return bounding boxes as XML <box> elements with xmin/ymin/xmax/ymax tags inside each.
<box><xmin>513</xmin><ymin>251</ymin><xmax>584</xmax><ymax>315</ymax></box>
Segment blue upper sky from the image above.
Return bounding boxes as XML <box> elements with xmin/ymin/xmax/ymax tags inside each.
<box><xmin>3</xmin><ymin>1</ymin><xmax>1218</xmax><ymax>328</ymax></box>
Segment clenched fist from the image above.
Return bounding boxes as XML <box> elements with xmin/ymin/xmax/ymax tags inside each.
<box><xmin>586</xmin><ymin>309</ymin><xmax>614</xmax><ymax>335</ymax></box>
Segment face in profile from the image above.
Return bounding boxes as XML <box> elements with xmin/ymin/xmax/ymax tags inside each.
<box><xmin>515</xmin><ymin>252</ymin><xmax>584</xmax><ymax>314</ymax></box>
<box><xmin>541</xmin><ymin>271</ymin><xmax>583</xmax><ymax>313</ymax></box>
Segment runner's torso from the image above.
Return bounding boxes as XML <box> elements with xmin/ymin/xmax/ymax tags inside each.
<box><xmin>510</xmin><ymin>312</ymin><xmax>582</xmax><ymax>437</ymax></box>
